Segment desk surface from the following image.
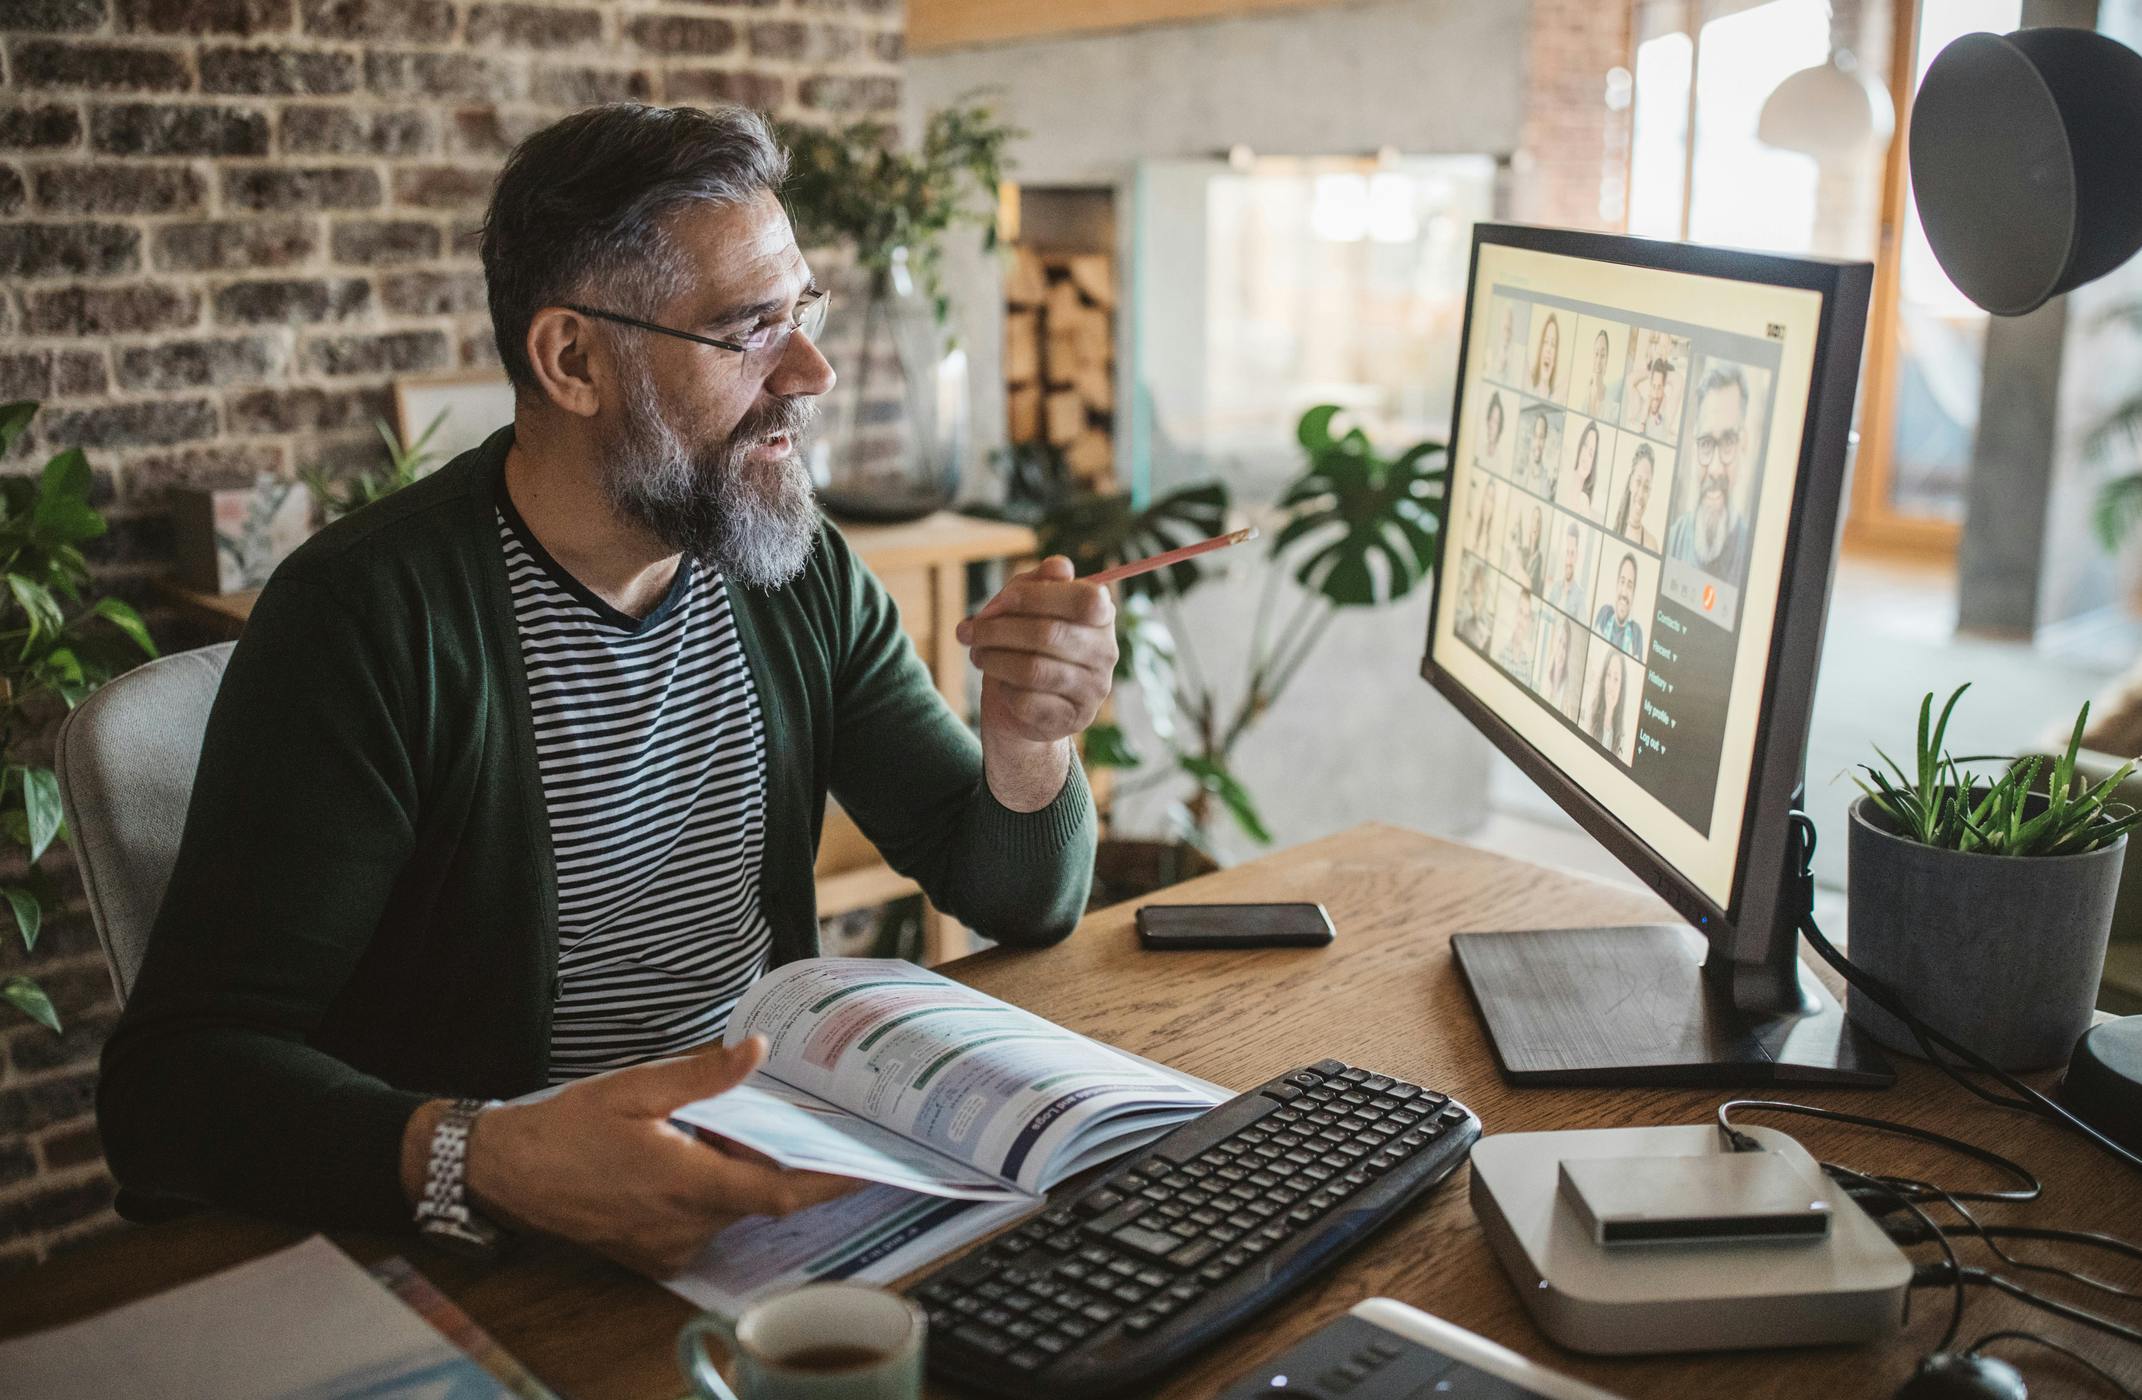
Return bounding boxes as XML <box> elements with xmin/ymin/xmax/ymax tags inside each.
<box><xmin>6</xmin><ymin>822</ymin><xmax>2137</xmax><ymax>1397</ymax></box>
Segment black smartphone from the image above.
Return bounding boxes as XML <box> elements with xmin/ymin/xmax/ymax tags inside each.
<box><xmin>1136</xmin><ymin>902</ymin><xmax>1336</xmax><ymax>950</ymax></box>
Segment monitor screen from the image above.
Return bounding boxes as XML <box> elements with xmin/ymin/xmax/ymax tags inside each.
<box><xmin>1426</xmin><ymin>235</ymin><xmax>1827</xmax><ymax>912</ymax></box>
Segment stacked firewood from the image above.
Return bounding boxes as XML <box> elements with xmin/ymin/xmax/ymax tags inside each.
<box><xmin>1005</xmin><ymin>248</ymin><xmax>1115</xmax><ymax>487</ymax></box>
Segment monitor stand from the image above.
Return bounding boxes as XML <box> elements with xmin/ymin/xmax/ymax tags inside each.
<box><xmin>1452</xmin><ymin>924</ymin><xmax>1895</xmax><ymax>1087</ymax></box>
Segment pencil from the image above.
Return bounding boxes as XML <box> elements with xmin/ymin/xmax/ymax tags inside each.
<box><xmin>1085</xmin><ymin>526</ymin><xmax>1259</xmax><ymax>586</ymax></box>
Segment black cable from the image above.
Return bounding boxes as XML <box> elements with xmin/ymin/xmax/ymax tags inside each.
<box><xmin>1787</xmin><ymin>810</ymin><xmax>2142</xmax><ymax>1175</ymax></box>
<box><xmin>1969</xmin><ymin>1331</ymin><xmax>2142</xmax><ymax>1400</ymax></box>
<box><xmin>1716</xmin><ymin>1100</ymin><xmax>2040</xmax><ymax>1203</ymax></box>
<box><xmin>1950</xmin><ymin>1266</ymin><xmax>2142</xmax><ymax>1349</ymax></box>
<box><xmin>1895</xmin><ymin>1178</ymin><xmax>2142</xmax><ymax>1305</ymax></box>
<box><xmin>1831</xmin><ymin>1161</ymin><xmax>1966</xmax><ymax>1348</ymax></box>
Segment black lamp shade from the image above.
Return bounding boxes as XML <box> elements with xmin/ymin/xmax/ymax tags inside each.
<box><xmin>1909</xmin><ymin>27</ymin><xmax>2142</xmax><ymax>316</ymax></box>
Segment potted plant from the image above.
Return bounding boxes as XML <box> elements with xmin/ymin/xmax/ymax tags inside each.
<box><xmin>0</xmin><ymin>402</ymin><xmax>159</xmax><ymax>1030</ymax></box>
<box><xmin>777</xmin><ymin>98</ymin><xmax>1018</xmax><ymax>523</ymax></box>
<box><xmin>1849</xmin><ymin>684</ymin><xmax>2136</xmax><ymax>1070</ymax></box>
<box><xmin>302</xmin><ymin>410</ymin><xmax>447</xmax><ymax>524</ymax></box>
<box><xmin>1024</xmin><ymin>405</ymin><xmax>1443</xmax><ymax>897</ymax></box>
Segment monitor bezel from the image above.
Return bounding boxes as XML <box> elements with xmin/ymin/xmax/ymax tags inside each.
<box><xmin>1418</xmin><ymin>223</ymin><xmax>1872</xmax><ymax>981</ymax></box>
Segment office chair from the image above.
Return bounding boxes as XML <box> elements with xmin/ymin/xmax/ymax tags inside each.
<box><xmin>53</xmin><ymin>642</ymin><xmax>234</xmax><ymax>1006</ymax></box>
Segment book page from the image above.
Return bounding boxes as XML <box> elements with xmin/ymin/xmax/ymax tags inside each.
<box><xmin>724</xmin><ymin>959</ymin><xmax>1219</xmax><ymax>1192</ymax></box>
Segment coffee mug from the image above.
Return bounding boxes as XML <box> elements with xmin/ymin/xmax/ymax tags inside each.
<box><xmin>677</xmin><ymin>1282</ymin><xmax>926</xmax><ymax>1400</ymax></box>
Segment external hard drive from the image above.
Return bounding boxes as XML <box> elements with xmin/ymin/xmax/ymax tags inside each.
<box><xmin>1558</xmin><ymin>1150</ymin><xmax>1832</xmax><ymax>1245</ymax></box>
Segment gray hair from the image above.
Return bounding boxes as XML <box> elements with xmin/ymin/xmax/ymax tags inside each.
<box><xmin>480</xmin><ymin>103</ymin><xmax>791</xmax><ymax>392</ymax></box>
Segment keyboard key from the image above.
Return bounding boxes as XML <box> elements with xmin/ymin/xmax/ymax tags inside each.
<box><xmin>1340</xmin><ymin>1068</ymin><xmax>1370</xmax><ymax>1082</ymax></box>
<box><xmin>1077</xmin><ymin>1188</ymin><xmax>1124</xmax><ymax>1216</ymax></box>
<box><xmin>1288</xmin><ymin>1071</ymin><xmax>1324</xmax><ymax>1088</ymax></box>
<box><xmin>1363</xmin><ymin>1075</ymin><xmax>1393</xmax><ymax>1091</ymax></box>
<box><xmin>1081</xmin><ymin>1302</ymin><xmax>1117</xmax><ymax>1325</ymax></box>
<box><xmin>1125</xmin><ymin>1312</ymin><xmax>1160</xmax><ymax>1335</ymax></box>
<box><xmin>1309</xmin><ymin>1059</ymin><xmax>1347</xmax><ymax>1075</ymax></box>
<box><xmin>1008</xmin><ymin>1348</ymin><xmax>1047</xmax><ymax>1372</ymax></box>
<box><xmin>1036</xmin><ymin>1333</ymin><xmax>1070</xmax><ymax>1356</ymax></box>
<box><xmin>1387</xmin><ymin>1083</ymin><xmax>1419</xmax><ymax>1101</ymax></box>
<box><xmin>954</xmin><ymin>1325</ymin><xmax>1013</xmax><ymax>1357</ymax></box>
<box><xmin>1167</xmin><ymin>1237</ymin><xmax>1220</xmax><ymax>1268</ymax></box>
<box><xmin>1263</xmin><ymin>1083</ymin><xmax>1302</xmax><ymax>1103</ymax></box>
<box><xmin>1008</xmin><ymin>1319</ymin><xmax>1039</xmax><ymax>1340</ymax></box>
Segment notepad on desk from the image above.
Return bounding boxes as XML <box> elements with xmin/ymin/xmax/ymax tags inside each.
<box><xmin>662</xmin><ymin>957</ymin><xmax>1225</xmax><ymax>1315</ymax></box>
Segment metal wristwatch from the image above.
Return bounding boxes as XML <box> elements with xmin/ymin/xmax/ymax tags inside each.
<box><xmin>414</xmin><ymin>1097</ymin><xmax>507</xmax><ymax>1259</ymax></box>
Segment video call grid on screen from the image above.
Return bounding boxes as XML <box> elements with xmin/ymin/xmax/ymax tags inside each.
<box><xmin>1432</xmin><ymin>240</ymin><xmax>1823</xmax><ymax>908</ymax></box>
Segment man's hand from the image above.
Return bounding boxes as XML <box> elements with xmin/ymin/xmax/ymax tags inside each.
<box><xmin>404</xmin><ymin>1037</ymin><xmax>860</xmax><ymax>1277</ymax></box>
<box><xmin>955</xmin><ymin>555</ymin><xmax>1117</xmax><ymax>811</ymax></box>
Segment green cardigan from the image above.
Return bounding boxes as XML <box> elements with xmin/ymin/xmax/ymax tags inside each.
<box><xmin>97</xmin><ymin>428</ymin><xmax>1095</xmax><ymax>1234</ymax></box>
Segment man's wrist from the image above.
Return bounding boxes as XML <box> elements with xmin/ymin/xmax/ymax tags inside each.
<box><xmin>982</xmin><ymin>733</ymin><xmax>1071</xmax><ymax>812</ymax></box>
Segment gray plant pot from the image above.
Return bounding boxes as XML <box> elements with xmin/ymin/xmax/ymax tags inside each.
<box><xmin>1845</xmin><ymin>794</ymin><xmax>2124</xmax><ymax>1071</ymax></box>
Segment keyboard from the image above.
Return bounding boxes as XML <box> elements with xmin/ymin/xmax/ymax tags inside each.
<box><xmin>907</xmin><ymin>1059</ymin><xmax>1481</xmax><ymax>1398</ymax></box>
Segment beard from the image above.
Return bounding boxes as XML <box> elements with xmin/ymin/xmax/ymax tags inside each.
<box><xmin>602</xmin><ymin>352</ymin><xmax>822</xmax><ymax>590</ymax></box>
<box><xmin>1693</xmin><ymin>476</ymin><xmax>1732</xmax><ymax>564</ymax></box>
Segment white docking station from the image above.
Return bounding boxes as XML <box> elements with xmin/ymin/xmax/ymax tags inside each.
<box><xmin>1468</xmin><ymin>1124</ymin><xmax>1914</xmax><ymax>1354</ymax></box>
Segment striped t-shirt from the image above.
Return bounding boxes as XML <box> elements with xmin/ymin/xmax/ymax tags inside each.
<box><xmin>497</xmin><ymin>503</ymin><xmax>775</xmax><ymax>1083</ymax></box>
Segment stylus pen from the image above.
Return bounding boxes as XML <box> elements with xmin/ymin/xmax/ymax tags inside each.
<box><xmin>1086</xmin><ymin>527</ymin><xmax>1259</xmax><ymax>586</ymax></box>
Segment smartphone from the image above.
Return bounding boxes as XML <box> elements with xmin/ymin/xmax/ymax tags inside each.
<box><xmin>1136</xmin><ymin>902</ymin><xmax>1336</xmax><ymax>950</ymax></box>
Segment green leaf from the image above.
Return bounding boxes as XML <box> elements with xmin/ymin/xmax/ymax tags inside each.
<box><xmin>2</xmin><ymin>975</ymin><xmax>59</xmax><ymax>1032</ymax></box>
<box><xmin>1081</xmin><ymin>721</ymin><xmax>1142</xmax><ymax>769</ymax></box>
<box><xmin>0</xmin><ymin>402</ymin><xmax>35</xmax><ymax>457</ymax></box>
<box><xmin>2</xmin><ymin>886</ymin><xmax>40</xmax><ymax>952</ymax></box>
<box><xmin>1179</xmin><ymin>753</ymin><xmax>1272</xmax><ymax>844</ymax></box>
<box><xmin>1036</xmin><ymin>482</ymin><xmax>1230</xmax><ymax>602</ymax></box>
<box><xmin>89</xmin><ymin>596</ymin><xmax>156</xmax><ymax>657</ymax></box>
<box><xmin>21</xmin><ymin>766</ymin><xmax>60</xmax><ymax>863</ymax></box>
<box><xmin>2095</xmin><ymin>472</ymin><xmax>2142</xmax><ymax>551</ymax></box>
<box><xmin>38</xmin><ymin>444</ymin><xmax>92</xmax><ymax>506</ymax></box>
<box><xmin>8</xmin><ymin>574</ymin><xmax>63</xmax><ymax>652</ymax></box>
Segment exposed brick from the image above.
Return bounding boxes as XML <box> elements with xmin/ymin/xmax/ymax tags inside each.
<box><xmin>626</xmin><ymin>14</ymin><xmax>736</xmax><ymax>56</ymax></box>
<box><xmin>10</xmin><ymin>41</ymin><xmax>192</xmax><ymax>94</ymax></box>
<box><xmin>528</xmin><ymin>64</ymin><xmax>652</xmax><ymax>106</ymax></box>
<box><xmin>31</xmin><ymin>164</ymin><xmax>204</xmax><ymax>215</ymax></box>
<box><xmin>465</xmin><ymin>3</ymin><xmax>602</xmax><ymax>50</ymax></box>
<box><xmin>7</xmin><ymin>1007</ymin><xmax>115</xmax><ymax>1075</ymax></box>
<box><xmin>378</xmin><ymin>267</ymin><xmax>484</xmax><ymax>316</ymax></box>
<box><xmin>227</xmin><ymin>383</ymin><xmax>388</xmax><ymax>434</ymax></box>
<box><xmin>279</xmin><ymin>105</ymin><xmax>433</xmax><ymax>157</ymax></box>
<box><xmin>35</xmin><ymin>400</ymin><xmax>218</xmax><ymax>449</ymax></box>
<box><xmin>747</xmin><ymin>20</ymin><xmax>807</xmax><ymax>59</ymax></box>
<box><xmin>0</xmin><ymin>1171</ymin><xmax>116</xmax><ymax>1242</ymax></box>
<box><xmin>0</xmin><ymin>222</ymin><xmax>140</xmax><ymax>278</ymax></box>
<box><xmin>302</xmin><ymin>328</ymin><xmax>449</xmax><ymax>376</ymax></box>
<box><xmin>0</xmin><ymin>353</ymin><xmax>55</xmax><ymax>402</ymax></box>
<box><xmin>9</xmin><ymin>0</ymin><xmax>111</xmax><ymax>34</ymax></box>
<box><xmin>212</xmin><ymin>276</ymin><xmax>369</xmax><ymax>325</ymax></box>
<box><xmin>24</xmin><ymin>283</ymin><xmax>199</xmax><ymax>335</ymax></box>
<box><xmin>117</xmin><ymin>0</ymin><xmax>294</xmax><ymax>34</ymax></box>
<box><xmin>116</xmin><ymin>335</ymin><xmax>286</xmax><ymax>390</ymax></box>
<box><xmin>199</xmin><ymin>44</ymin><xmax>358</xmax><ymax>96</ymax></box>
<box><xmin>799</xmin><ymin>75</ymin><xmax>900</xmax><ymax>114</ymax></box>
<box><xmin>663</xmin><ymin>68</ymin><xmax>782</xmax><ymax>108</ymax></box>
<box><xmin>0</xmin><ymin>1075</ymin><xmax>96</xmax><ymax>1136</ymax></box>
<box><xmin>391</xmin><ymin>164</ymin><xmax>491</xmax><ymax>211</ymax></box>
<box><xmin>83</xmin><ymin>510</ymin><xmax>177</xmax><ymax>566</ymax></box>
<box><xmin>221</xmin><ymin>164</ymin><xmax>379</xmax><ymax>211</ymax></box>
<box><xmin>153</xmin><ymin>215</ymin><xmax>315</xmax><ymax>271</ymax></box>
<box><xmin>329</xmin><ymin>216</ymin><xmax>438</xmax><ymax>265</ymax></box>
<box><xmin>37</xmin><ymin>1121</ymin><xmax>103</xmax><ymax>1172</ymax></box>
<box><xmin>0</xmin><ymin>167</ymin><xmax>22</xmax><ymax>217</ymax></box>
<box><xmin>460</xmin><ymin>328</ymin><xmax>500</xmax><ymax>368</ymax></box>
<box><xmin>121</xmin><ymin>441</ymin><xmax>285</xmax><ymax>507</ymax></box>
<box><xmin>0</xmin><ymin>106</ymin><xmax>84</xmax><ymax>151</ymax></box>
<box><xmin>443</xmin><ymin>105</ymin><xmax>546</xmax><ymax>159</ymax></box>
<box><xmin>0</xmin><ymin>1140</ymin><xmax>34</xmax><ymax>1189</ymax></box>
<box><xmin>364</xmin><ymin>51</ymin><xmax>523</xmax><ymax>102</ymax></box>
<box><xmin>0</xmin><ymin>1244</ymin><xmax>34</xmax><ymax>1277</ymax></box>
<box><xmin>872</xmin><ymin>30</ymin><xmax>902</xmax><ymax>62</ymax></box>
<box><xmin>54</xmin><ymin>349</ymin><xmax>106</xmax><ymax>396</ymax></box>
<box><xmin>90</xmin><ymin>102</ymin><xmax>270</xmax><ymax>157</ymax></box>
<box><xmin>301</xmin><ymin>0</ymin><xmax>455</xmax><ymax>43</ymax></box>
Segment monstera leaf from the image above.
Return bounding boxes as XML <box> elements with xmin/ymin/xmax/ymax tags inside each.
<box><xmin>1272</xmin><ymin>405</ymin><xmax>1446</xmax><ymax>608</ymax></box>
<box><xmin>1036</xmin><ymin>482</ymin><xmax>1230</xmax><ymax>601</ymax></box>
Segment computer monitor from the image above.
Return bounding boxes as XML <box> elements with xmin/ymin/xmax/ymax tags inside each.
<box><xmin>1420</xmin><ymin>224</ymin><xmax>1891</xmax><ymax>1086</ymax></box>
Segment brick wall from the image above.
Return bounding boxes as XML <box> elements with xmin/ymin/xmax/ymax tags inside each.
<box><xmin>0</xmin><ymin>0</ymin><xmax>902</xmax><ymax>1270</ymax></box>
<box><xmin>1513</xmin><ymin>0</ymin><xmax>1634</xmax><ymax>233</ymax></box>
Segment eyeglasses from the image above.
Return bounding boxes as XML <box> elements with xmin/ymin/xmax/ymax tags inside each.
<box><xmin>1695</xmin><ymin>428</ymin><xmax>1742</xmax><ymax>465</ymax></box>
<box><xmin>562</xmin><ymin>289</ymin><xmax>829</xmax><ymax>360</ymax></box>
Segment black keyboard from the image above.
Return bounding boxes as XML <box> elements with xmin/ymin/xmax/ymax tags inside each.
<box><xmin>908</xmin><ymin>1059</ymin><xmax>1481</xmax><ymax>1398</ymax></box>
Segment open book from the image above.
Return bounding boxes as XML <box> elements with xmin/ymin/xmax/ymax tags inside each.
<box><xmin>670</xmin><ymin>958</ymin><xmax>1224</xmax><ymax>1205</ymax></box>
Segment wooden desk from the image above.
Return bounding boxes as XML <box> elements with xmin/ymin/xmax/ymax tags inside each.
<box><xmin>6</xmin><ymin>823</ymin><xmax>2137</xmax><ymax>1396</ymax></box>
<box><xmin>159</xmin><ymin>511</ymin><xmax>1040</xmax><ymax>966</ymax></box>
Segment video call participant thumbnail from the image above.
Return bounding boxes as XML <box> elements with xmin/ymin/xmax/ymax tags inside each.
<box><xmin>1665</xmin><ymin>362</ymin><xmax>1759</xmax><ymax>591</ymax></box>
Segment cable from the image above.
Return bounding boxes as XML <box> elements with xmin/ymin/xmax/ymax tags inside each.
<box><xmin>1948</xmin><ymin>1266</ymin><xmax>2142</xmax><ymax>1349</ymax></box>
<box><xmin>1834</xmin><ymin>1162</ymin><xmax>1965</xmax><ymax>1348</ymax></box>
<box><xmin>1715</xmin><ymin>1100</ymin><xmax>2041</xmax><ymax>1203</ymax></box>
<box><xmin>1787</xmin><ymin>810</ymin><xmax>2142</xmax><ymax>1175</ymax></box>
<box><xmin>1968</xmin><ymin>1331</ymin><xmax>2142</xmax><ymax>1400</ymax></box>
<box><xmin>1891</xmin><ymin>1178</ymin><xmax>2142</xmax><ymax>1306</ymax></box>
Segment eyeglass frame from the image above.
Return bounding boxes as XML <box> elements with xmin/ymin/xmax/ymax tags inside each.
<box><xmin>559</xmin><ymin>288</ymin><xmax>829</xmax><ymax>358</ymax></box>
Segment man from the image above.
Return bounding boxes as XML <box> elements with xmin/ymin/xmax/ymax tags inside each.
<box><xmin>1632</xmin><ymin>358</ymin><xmax>1674</xmax><ymax>438</ymax></box>
<box><xmin>1593</xmin><ymin>552</ymin><xmax>1645</xmax><ymax>658</ymax></box>
<box><xmin>1665</xmin><ymin>365</ymin><xmax>1752</xmax><ymax>587</ymax></box>
<box><xmin>97</xmin><ymin>105</ymin><xmax>1112</xmax><ymax>1278</ymax></box>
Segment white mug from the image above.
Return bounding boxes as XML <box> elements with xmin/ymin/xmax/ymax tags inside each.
<box><xmin>677</xmin><ymin>1282</ymin><xmax>926</xmax><ymax>1400</ymax></box>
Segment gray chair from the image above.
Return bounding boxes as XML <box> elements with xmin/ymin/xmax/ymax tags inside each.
<box><xmin>54</xmin><ymin>642</ymin><xmax>234</xmax><ymax>1005</ymax></box>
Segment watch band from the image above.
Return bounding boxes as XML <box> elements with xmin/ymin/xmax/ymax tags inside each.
<box><xmin>415</xmin><ymin>1097</ymin><xmax>505</xmax><ymax>1257</ymax></box>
